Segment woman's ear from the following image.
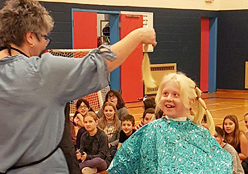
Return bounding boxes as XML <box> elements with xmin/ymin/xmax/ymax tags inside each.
<box><xmin>25</xmin><ymin>31</ymin><xmax>35</xmax><ymax>47</ymax></box>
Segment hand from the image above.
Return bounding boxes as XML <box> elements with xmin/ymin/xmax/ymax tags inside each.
<box><xmin>76</xmin><ymin>150</ymin><xmax>81</xmax><ymax>160</ymax></box>
<box><xmin>137</xmin><ymin>28</ymin><xmax>157</xmax><ymax>47</ymax></box>
<box><xmin>81</xmin><ymin>152</ymin><xmax>87</xmax><ymax>162</ymax></box>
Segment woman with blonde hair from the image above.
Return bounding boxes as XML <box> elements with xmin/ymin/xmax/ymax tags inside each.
<box><xmin>108</xmin><ymin>72</ymin><xmax>232</xmax><ymax>173</ymax></box>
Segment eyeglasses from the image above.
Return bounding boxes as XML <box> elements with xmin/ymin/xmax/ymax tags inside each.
<box><xmin>41</xmin><ymin>35</ymin><xmax>52</xmax><ymax>46</ymax></box>
<box><xmin>80</xmin><ymin>105</ymin><xmax>88</xmax><ymax>109</ymax></box>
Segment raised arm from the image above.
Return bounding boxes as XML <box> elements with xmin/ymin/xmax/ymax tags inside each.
<box><xmin>106</xmin><ymin>28</ymin><xmax>157</xmax><ymax>72</ymax></box>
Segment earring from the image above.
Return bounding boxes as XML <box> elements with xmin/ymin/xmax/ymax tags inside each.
<box><xmin>30</xmin><ymin>43</ymin><xmax>34</xmax><ymax>47</ymax></box>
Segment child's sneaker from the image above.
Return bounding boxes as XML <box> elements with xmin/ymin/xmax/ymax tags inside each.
<box><xmin>81</xmin><ymin>167</ymin><xmax>97</xmax><ymax>174</ymax></box>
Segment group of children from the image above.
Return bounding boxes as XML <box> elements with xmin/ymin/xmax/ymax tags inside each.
<box><xmin>200</xmin><ymin>110</ymin><xmax>248</xmax><ymax>173</ymax></box>
<box><xmin>70</xmin><ymin>72</ymin><xmax>248</xmax><ymax>174</ymax></box>
<box><xmin>70</xmin><ymin>90</ymin><xmax>157</xmax><ymax>173</ymax></box>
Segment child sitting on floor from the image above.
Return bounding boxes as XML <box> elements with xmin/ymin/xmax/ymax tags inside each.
<box><xmin>135</xmin><ymin>108</ymin><xmax>156</xmax><ymax>130</ymax></box>
<box><xmin>117</xmin><ymin>114</ymin><xmax>136</xmax><ymax>149</ymax></box>
<box><xmin>214</xmin><ymin>126</ymin><xmax>244</xmax><ymax>174</ymax></box>
<box><xmin>98</xmin><ymin>102</ymin><xmax>121</xmax><ymax>158</ymax></box>
<box><xmin>77</xmin><ymin>112</ymin><xmax>110</xmax><ymax>173</ymax></box>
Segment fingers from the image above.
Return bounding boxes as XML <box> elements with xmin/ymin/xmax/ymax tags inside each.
<box><xmin>152</xmin><ymin>41</ymin><xmax>157</xmax><ymax>47</ymax></box>
<box><xmin>151</xmin><ymin>28</ymin><xmax>157</xmax><ymax>47</ymax></box>
<box><xmin>76</xmin><ymin>150</ymin><xmax>81</xmax><ymax>160</ymax></box>
<box><xmin>141</xmin><ymin>28</ymin><xmax>157</xmax><ymax>47</ymax></box>
<box><xmin>81</xmin><ymin>152</ymin><xmax>87</xmax><ymax>161</ymax></box>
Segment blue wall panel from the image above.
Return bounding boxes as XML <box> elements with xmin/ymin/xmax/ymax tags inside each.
<box><xmin>209</xmin><ymin>18</ymin><xmax>218</xmax><ymax>92</ymax></box>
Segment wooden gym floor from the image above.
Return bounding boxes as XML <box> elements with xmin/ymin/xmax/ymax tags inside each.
<box><xmin>126</xmin><ymin>90</ymin><xmax>248</xmax><ymax>132</ymax></box>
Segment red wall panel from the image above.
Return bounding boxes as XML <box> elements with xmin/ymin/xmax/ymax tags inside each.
<box><xmin>73</xmin><ymin>11</ymin><xmax>97</xmax><ymax>49</ymax></box>
<box><xmin>120</xmin><ymin>14</ymin><xmax>143</xmax><ymax>102</ymax></box>
<box><xmin>201</xmin><ymin>18</ymin><xmax>209</xmax><ymax>92</ymax></box>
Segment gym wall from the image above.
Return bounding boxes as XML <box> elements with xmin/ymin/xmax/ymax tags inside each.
<box><xmin>1</xmin><ymin>0</ymin><xmax>248</xmax><ymax>90</ymax></box>
<box><xmin>39</xmin><ymin>1</ymin><xmax>218</xmax><ymax>88</ymax></box>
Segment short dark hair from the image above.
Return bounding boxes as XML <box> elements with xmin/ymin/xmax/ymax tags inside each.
<box><xmin>121</xmin><ymin>114</ymin><xmax>135</xmax><ymax>126</ymax></box>
<box><xmin>76</xmin><ymin>98</ymin><xmax>89</xmax><ymax>109</ymax></box>
<box><xmin>143</xmin><ymin>108</ymin><xmax>155</xmax><ymax>119</ymax></box>
<box><xmin>143</xmin><ymin>98</ymin><xmax>155</xmax><ymax>110</ymax></box>
<box><xmin>76</xmin><ymin>98</ymin><xmax>93</xmax><ymax>112</ymax></box>
<box><xmin>215</xmin><ymin>126</ymin><xmax>224</xmax><ymax>137</ymax></box>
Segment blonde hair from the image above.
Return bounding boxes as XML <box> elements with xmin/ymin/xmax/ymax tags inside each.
<box><xmin>84</xmin><ymin>111</ymin><xmax>98</xmax><ymax>122</ymax></box>
<box><xmin>99</xmin><ymin>102</ymin><xmax>119</xmax><ymax>131</ymax></box>
<box><xmin>155</xmin><ymin>72</ymin><xmax>215</xmax><ymax>135</ymax></box>
<box><xmin>142</xmin><ymin>44</ymin><xmax>157</xmax><ymax>88</ymax></box>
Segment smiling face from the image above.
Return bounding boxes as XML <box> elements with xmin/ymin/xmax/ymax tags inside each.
<box><xmin>78</xmin><ymin>101</ymin><xmax>89</xmax><ymax>116</ymax></box>
<box><xmin>121</xmin><ymin>120</ymin><xmax>134</xmax><ymax>136</ymax></box>
<box><xmin>224</xmin><ymin>118</ymin><xmax>235</xmax><ymax>134</ymax></box>
<box><xmin>103</xmin><ymin>105</ymin><xmax>116</xmax><ymax>121</ymax></box>
<box><xmin>159</xmin><ymin>80</ymin><xmax>187</xmax><ymax>118</ymax></box>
